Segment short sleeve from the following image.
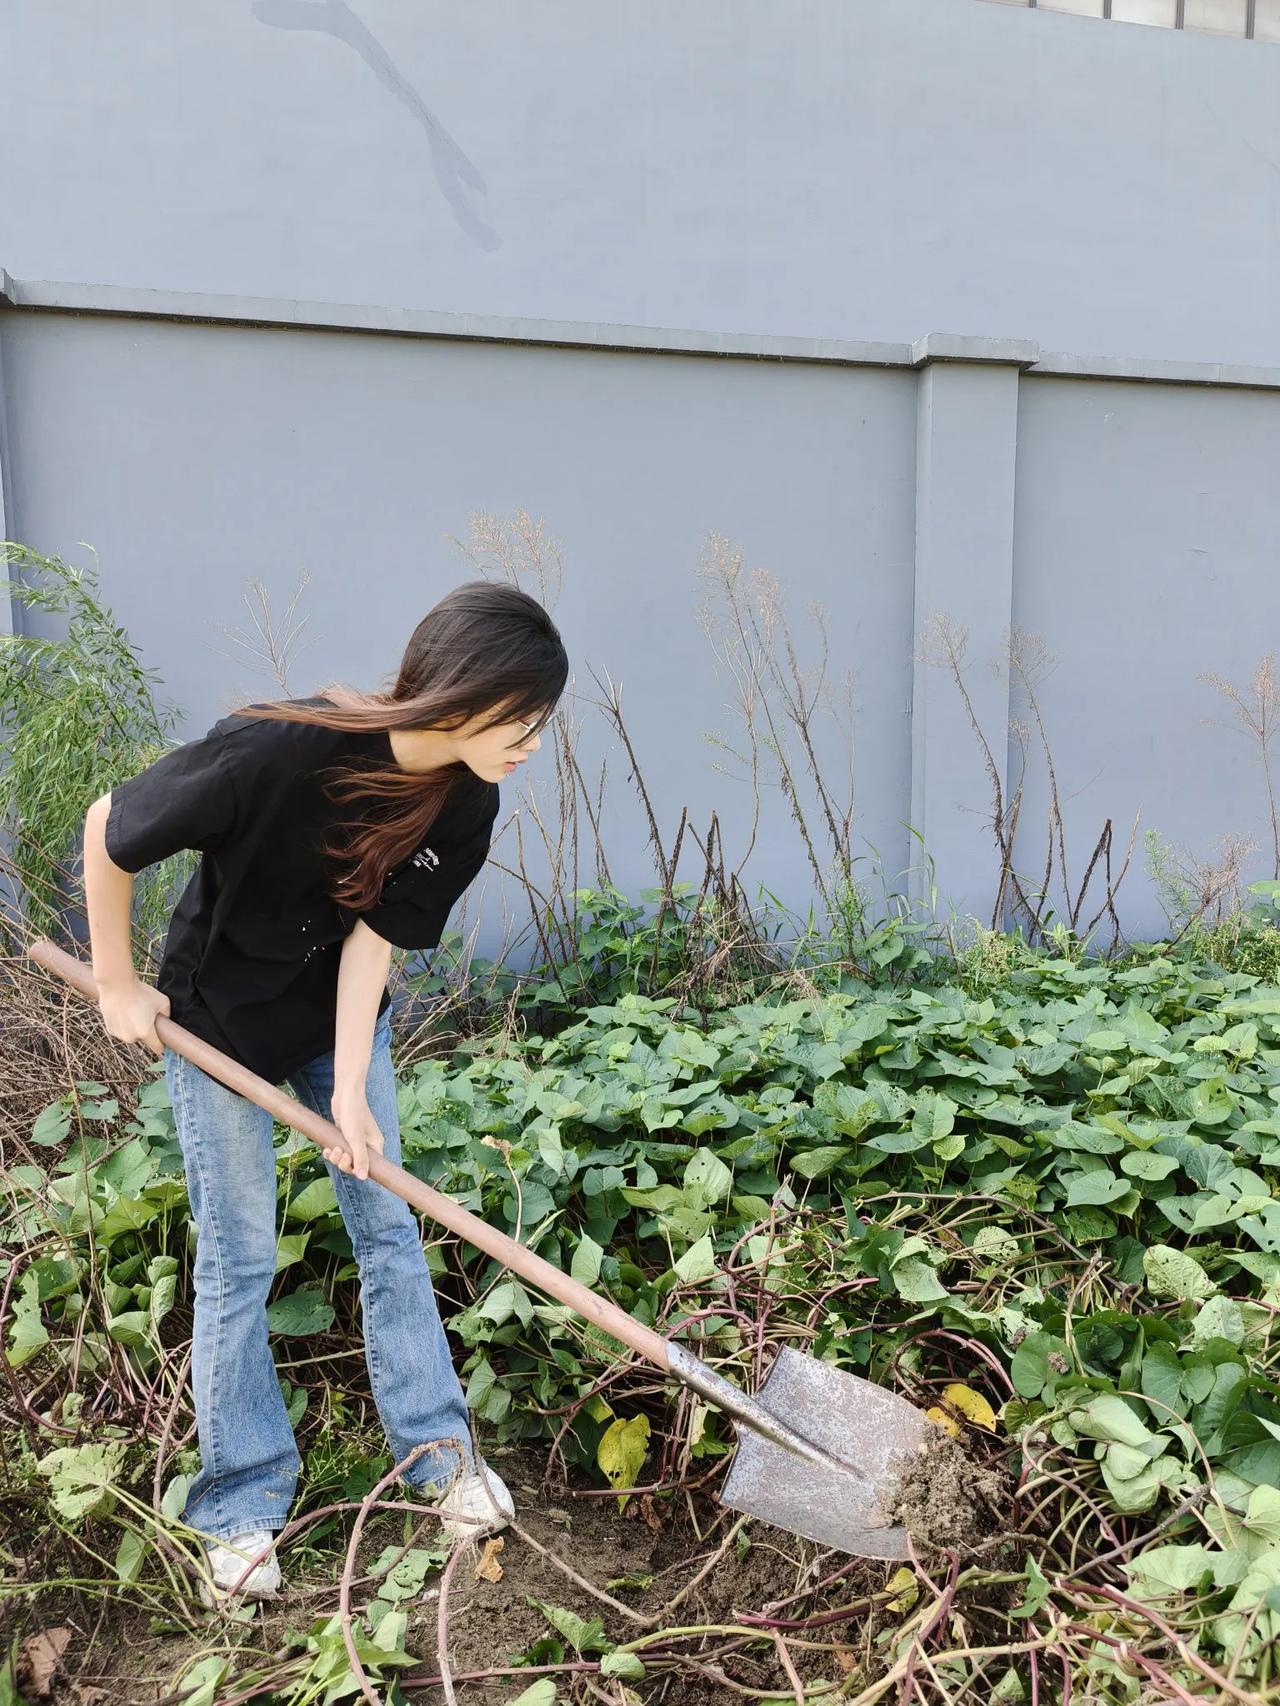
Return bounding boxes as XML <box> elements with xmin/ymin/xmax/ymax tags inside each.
<box><xmin>103</xmin><ymin>731</ymin><xmax>242</xmax><ymax>874</ymax></box>
<box><xmin>359</xmin><ymin>786</ymin><xmax>498</xmax><ymax>951</ymax></box>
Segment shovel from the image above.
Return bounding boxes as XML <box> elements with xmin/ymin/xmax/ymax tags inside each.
<box><xmin>28</xmin><ymin>937</ymin><xmax>926</xmax><ymax>1559</ymax></box>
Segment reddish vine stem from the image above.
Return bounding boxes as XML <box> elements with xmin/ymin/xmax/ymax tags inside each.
<box><xmin>433</xmin><ymin>1527</ymin><xmax>474</xmax><ymax>1706</ymax></box>
<box><xmin>339</xmin><ymin>1437</ymin><xmax>466</xmax><ymax>1706</ymax></box>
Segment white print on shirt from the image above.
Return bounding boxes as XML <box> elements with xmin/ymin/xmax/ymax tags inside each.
<box><xmin>301</xmin><ymin>915</ymin><xmax>329</xmax><ymax>967</ymax></box>
<box><xmin>298</xmin><ymin>844</ymin><xmax>439</xmax><ymax>964</ymax></box>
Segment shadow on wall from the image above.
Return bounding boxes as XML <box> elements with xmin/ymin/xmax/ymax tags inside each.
<box><xmin>251</xmin><ymin>0</ymin><xmax>502</xmax><ymax>252</ymax></box>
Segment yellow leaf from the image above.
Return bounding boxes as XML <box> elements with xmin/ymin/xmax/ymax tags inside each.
<box><xmin>943</xmin><ymin>1382</ymin><xmax>998</xmax><ymax>1432</ymax></box>
<box><xmin>597</xmin><ymin>1414</ymin><xmax>650</xmax><ymax>1512</ymax></box>
<box><xmin>886</xmin><ymin>1566</ymin><xmax>918</xmax><ymax>1615</ymax></box>
<box><xmin>925</xmin><ymin>1406</ymin><xmax>960</xmax><ymax>1438</ymax></box>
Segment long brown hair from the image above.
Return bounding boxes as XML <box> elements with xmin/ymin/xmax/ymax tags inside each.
<box><xmin>234</xmin><ymin>580</ymin><xmax>568</xmax><ymax>909</ymax></box>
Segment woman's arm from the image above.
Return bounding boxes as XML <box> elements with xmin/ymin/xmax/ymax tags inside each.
<box><xmin>326</xmin><ymin>917</ymin><xmax>395</xmax><ymax>1180</ymax></box>
<box><xmin>83</xmin><ymin>792</ymin><xmax>171</xmax><ymax>1051</ymax></box>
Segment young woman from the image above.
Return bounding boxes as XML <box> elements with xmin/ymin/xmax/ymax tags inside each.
<box><xmin>81</xmin><ymin>580</ymin><xmax>568</xmax><ymax>1605</ymax></box>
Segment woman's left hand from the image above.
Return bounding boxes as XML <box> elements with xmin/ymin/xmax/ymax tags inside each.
<box><xmin>328</xmin><ymin>1087</ymin><xmax>386</xmax><ymax>1181</ymax></box>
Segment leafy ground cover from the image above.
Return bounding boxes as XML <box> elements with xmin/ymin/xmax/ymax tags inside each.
<box><xmin>4</xmin><ymin>945</ymin><xmax>1280</xmax><ymax>1703</ymax></box>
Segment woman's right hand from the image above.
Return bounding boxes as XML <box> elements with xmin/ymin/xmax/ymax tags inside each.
<box><xmin>98</xmin><ymin>979</ymin><xmax>171</xmax><ymax>1053</ymax></box>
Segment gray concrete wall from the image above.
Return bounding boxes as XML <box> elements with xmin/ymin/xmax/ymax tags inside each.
<box><xmin>3</xmin><ymin>0</ymin><xmax>1280</xmax><ymax>366</ymax></box>
<box><xmin>1010</xmin><ymin>374</ymin><xmax>1280</xmax><ymax>933</ymax></box>
<box><xmin>0</xmin><ymin>305</ymin><xmax>922</xmax><ymax>951</ymax></box>
<box><xmin>2</xmin><ymin>0</ymin><xmax>1278</xmax><ymax>951</ymax></box>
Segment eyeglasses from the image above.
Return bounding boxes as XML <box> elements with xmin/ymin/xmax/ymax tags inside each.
<box><xmin>515</xmin><ymin>715</ymin><xmax>554</xmax><ymax>747</ymax></box>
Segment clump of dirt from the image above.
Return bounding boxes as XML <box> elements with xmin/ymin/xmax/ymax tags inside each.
<box><xmin>884</xmin><ymin>1425</ymin><xmax>1014</xmax><ymax>1557</ymax></box>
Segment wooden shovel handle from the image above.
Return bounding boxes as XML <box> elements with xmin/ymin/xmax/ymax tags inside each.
<box><xmin>27</xmin><ymin>937</ymin><xmax>673</xmax><ymax>1373</ymax></box>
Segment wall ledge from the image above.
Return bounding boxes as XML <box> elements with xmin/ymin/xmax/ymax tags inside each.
<box><xmin>4</xmin><ymin>273</ymin><xmax>1280</xmax><ymax>393</ymax></box>
<box><xmin>911</xmin><ymin>332</ymin><xmax>1040</xmax><ymax>368</ymax></box>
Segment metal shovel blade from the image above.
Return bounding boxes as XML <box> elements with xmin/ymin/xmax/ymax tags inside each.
<box><xmin>716</xmin><ymin>1346</ymin><xmax>925</xmax><ymax>1559</ymax></box>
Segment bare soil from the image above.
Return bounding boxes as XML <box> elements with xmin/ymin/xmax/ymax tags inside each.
<box><xmin>7</xmin><ymin>1440</ymin><xmax>884</xmax><ymax>1706</ymax></box>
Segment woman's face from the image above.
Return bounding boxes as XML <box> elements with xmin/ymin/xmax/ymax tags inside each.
<box><xmin>454</xmin><ymin>704</ymin><xmax>548</xmax><ymax>782</ymax></box>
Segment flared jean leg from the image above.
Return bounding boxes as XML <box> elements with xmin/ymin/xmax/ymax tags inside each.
<box><xmin>287</xmin><ymin>1009</ymin><xmax>473</xmax><ymax>1494</ymax></box>
<box><xmin>165</xmin><ymin>1049</ymin><xmax>302</xmax><ymax>1543</ymax></box>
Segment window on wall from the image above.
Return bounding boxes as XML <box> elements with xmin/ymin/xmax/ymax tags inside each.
<box><xmin>1184</xmin><ymin>0</ymin><xmax>1248</xmax><ymax>31</ymax></box>
<box><xmin>1111</xmin><ymin>0</ymin><xmax>1179</xmax><ymax>23</ymax></box>
<box><xmin>980</xmin><ymin>0</ymin><xmax>1276</xmax><ymax>36</ymax></box>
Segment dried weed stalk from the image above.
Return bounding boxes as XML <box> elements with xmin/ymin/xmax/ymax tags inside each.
<box><xmin>1149</xmin><ymin>829</ymin><xmax>1261</xmax><ymax>945</ymax></box>
<box><xmin>1199</xmin><ymin>650</ymin><xmax>1279</xmax><ymax>880</ymax></box>
<box><xmin>916</xmin><ymin>611</ymin><xmax>1140</xmax><ymax>952</ymax></box>
<box><xmin>694</xmin><ymin>532</ymin><xmax>857</xmax><ymax>912</ymax></box>
<box><xmin>0</xmin><ymin>856</ymin><xmax>158</xmax><ymax>1149</ymax></box>
<box><xmin>215</xmin><ymin>571</ymin><xmax>316</xmax><ymax>694</ymax></box>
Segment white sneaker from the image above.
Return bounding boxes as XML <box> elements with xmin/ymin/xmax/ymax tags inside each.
<box><xmin>436</xmin><ymin>1455</ymin><xmax>515</xmax><ymax>1542</ymax></box>
<box><xmin>198</xmin><ymin>1528</ymin><xmax>282</xmax><ymax>1607</ymax></box>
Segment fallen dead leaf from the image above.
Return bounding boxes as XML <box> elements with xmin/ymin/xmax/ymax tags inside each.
<box><xmin>473</xmin><ymin>1536</ymin><xmax>504</xmax><ymax>1582</ymax></box>
<box><xmin>639</xmin><ymin>1493</ymin><xmax>663</xmax><ymax>1534</ymax></box>
<box><xmin>924</xmin><ymin>1405</ymin><xmax>960</xmax><ymax>1438</ymax></box>
<box><xmin>18</xmin><ymin>1627</ymin><xmax>72</xmax><ymax>1697</ymax></box>
<box><xmin>886</xmin><ymin>1566</ymin><xmax>919</xmax><ymax>1616</ymax></box>
<box><xmin>942</xmin><ymin>1382</ymin><xmax>998</xmax><ymax>1432</ymax></box>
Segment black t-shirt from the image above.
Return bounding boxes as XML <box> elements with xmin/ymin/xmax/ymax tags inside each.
<box><xmin>104</xmin><ymin>704</ymin><xmax>500</xmax><ymax>1083</ymax></box>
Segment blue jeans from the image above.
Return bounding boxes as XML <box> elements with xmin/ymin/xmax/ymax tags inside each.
<box><xmin>164</xmin><ymin>1007</ymin><xmax>473</xmax><ymax>1543</ymax></box>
